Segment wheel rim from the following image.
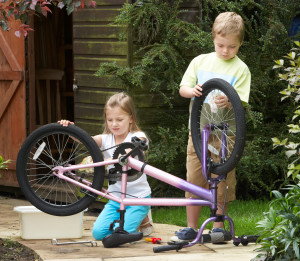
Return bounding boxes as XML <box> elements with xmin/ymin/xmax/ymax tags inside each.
<box><xmin>24</xmin><ymin>131</ymin><xmax>98</xmax><ymax>207</ymax></box>
<box><xmin>191</xmin><ymin>79</ymin><xmax>246</xmax><ymax>175</ymax></box>
<box><xmin>199</xmin><ymin>89</ymin><xmax>237</xmax><ymax>166</ymax></box>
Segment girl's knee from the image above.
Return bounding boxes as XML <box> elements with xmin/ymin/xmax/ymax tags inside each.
<box><xmin>92</xmin><ymin>219</ymin><xmax>112</xmax><ymax>240</ymax></box>
<box><xmin>92</xmin><ymin>226</ymin><xmax>110</xmax><ymax>241</ymax></box>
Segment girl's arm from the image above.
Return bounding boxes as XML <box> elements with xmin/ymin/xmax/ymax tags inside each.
<box><xmin>92</xmin><ymin>134</ymin><xmax>102</xmax><ymax>147</ymax></box>
<box><xmin>58</xmin><ymin>119</ymin><xmax>102</xmax><ymax>147</ymax></box>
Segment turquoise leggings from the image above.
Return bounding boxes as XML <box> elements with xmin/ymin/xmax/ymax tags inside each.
<box><xmin>92</xmin><ymin>196</ymin><xmax>151</xmax><ymax>240</ymax></box>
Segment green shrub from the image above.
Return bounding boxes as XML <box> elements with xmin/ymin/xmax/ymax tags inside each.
<box><xmin>256</xmin><ymin>185</ymin><xmax>300</xmax><ymax>260</ymax></box>
<box><xmin>255</xmin><ymin>41</ymin><xmax>300</xmax><ymax>260</ymax></box>
<box><xmin>95</xmin><ymin>0</ymin><xmax>300</xmax><ymax>198</ymax></box>
<box><xmin>146</xmin><ymin>112</ymin><xmax>188</xmax><ymax>197</ymax></box>
<box><xmin>0</xmin><ymin>155</ymin><xmax>10</xmax><ymax>179</ymax></box>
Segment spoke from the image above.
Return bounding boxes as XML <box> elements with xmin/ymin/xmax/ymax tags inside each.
<box><xmin>23</xmin><ymin>130</ymin><xmax>97</xmax><ymax>208</ymax></box>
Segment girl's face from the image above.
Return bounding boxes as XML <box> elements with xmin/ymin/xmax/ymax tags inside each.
<box><xmin>214</xmin><ymin>33</ymin><xmax>241</xmax><ymax>61</ymax></box>
<box><xmin>106</xmin><ymin>106</ymin><xmax>132</xmax><ymax>141</ymax></box>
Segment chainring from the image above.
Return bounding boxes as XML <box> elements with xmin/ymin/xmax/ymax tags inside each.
<box><xmin>112</xmin><ymin>142</ymin><xmax>144</xmax><ymax>182</ymax></box>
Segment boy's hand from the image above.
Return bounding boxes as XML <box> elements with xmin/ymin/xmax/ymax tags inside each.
<box><xmin>179</xmin><ymin>84</ymin><xmax>202</xmax><ymax>98</ymax></box>
<box><xmin>192</xmin><ymin>83</ymin><xmax>203</xmax><ymax>97</ymax></box>
<box><xmin>58</xmin><ymin>119</ymin><xmax>75</xmax><ymax>127</ymax></box>
<box><xmin>214</xmin><ymin>95</ymin><xmax>230</xmax><ymax>108</ymax></box>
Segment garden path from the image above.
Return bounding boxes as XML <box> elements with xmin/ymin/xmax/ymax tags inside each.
<box><xmin>0</xmin><ymin>196</ymin><xmax>257</xmax><ymax>261</ymax></box>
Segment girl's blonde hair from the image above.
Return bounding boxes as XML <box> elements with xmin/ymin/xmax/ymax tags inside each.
<box><xmin>212</xmin><ymin>12</ymin><xmax>245</xmax><ymax>43</ymax></box>
<box><xmin>103</xmin><ymin>92</ymin><xmax>142</xmax><ymax>134</ymax></box>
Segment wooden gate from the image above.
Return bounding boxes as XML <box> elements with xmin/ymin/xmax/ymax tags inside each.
<box><xmin>0</xmin><ymin>20</ymin><xmax>26</xmax><ymax>187</ymax></box>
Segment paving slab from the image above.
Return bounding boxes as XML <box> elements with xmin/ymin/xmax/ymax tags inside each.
<box><xmin>0</xmin><ymin>196</ymin><xmax>258</xmax><ymax>260</ymax></box>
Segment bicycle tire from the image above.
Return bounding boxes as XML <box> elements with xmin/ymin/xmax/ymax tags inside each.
<box><xmin>191</xmin><ymin>78</ymin><xmax>246</xmax><ymax>175</ymax></box>
<box><xmin>16</xmin><ymin>123</ymin><xmax>105</xmax><ymax>216</ymax></box>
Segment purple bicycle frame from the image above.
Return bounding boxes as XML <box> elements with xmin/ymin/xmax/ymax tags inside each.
<box><xmin>53</xmin><ymin>126</ymin><xmax>237</xmax><ymax>247</ymax></box>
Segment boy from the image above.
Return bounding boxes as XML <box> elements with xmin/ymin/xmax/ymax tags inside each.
<box><xmin>173</xmin><ymin>12</ymin><xmax>251</xmax><ymax>242</ymax></box>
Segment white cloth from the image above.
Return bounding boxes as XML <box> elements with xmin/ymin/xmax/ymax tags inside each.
<box><xmin>100</xmin><ymin>132</ymin><xmax>151</xmax><ymax>198</ymax></box>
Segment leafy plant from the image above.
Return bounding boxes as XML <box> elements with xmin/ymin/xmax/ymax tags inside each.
<box><xmin>146</xmin><ymin>112</ymin><xmax>188</xmax><ymax>197</ymax></box>
<box><xmin>256</xmin><ymin>186</ymin><xmax>300</xmax><ymax>260</ymax></box>
<box><xmin>95</xmin><ymin>0</ymin><xmax>299</xmax><ymax>198</ymax></box>
<box><xmin>237</xmin><ymin>133</ymin><xmax>288</xmax><ymax>199</ymax></box>
<box><xmin>0</xmin><ymin>155</ymin><xmax>11</xmax><ymax>179</ymax></box>
<box><xmin>272</xmin><ymin>41</ymin><xmax>300</xmax><ymax>180</ymax></box>
<box><xmin>0</xmin><ymin>0</ymin><xmax>96</xmax><ymax>36</ymax></box>
<box><xmin>95</xmin><ymin>0</ymin><xmax>211</xmax><ymax>107</ymax></box>
<box><xmin>255</xmin><ymin>42</ymin><xmax>300</xmax><ymax>260</ymax></box>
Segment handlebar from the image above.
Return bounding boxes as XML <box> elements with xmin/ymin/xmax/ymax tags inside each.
<box><xmin>153</xmin><ymin>244</ymin><xmax>183</xmax><ymax>253</ymax></box>
<box><xmin>131</xmin><ymin>136</ymin><xmax>148</xmax><ymax>151</ymax></box>
<box><xmin>118</xmin><ymin>137</ymin><xmax>148</xmax><ymax>164</ymax></box>
<box><xmin>233</xmin><ymin>235</ymin><xmax>260</xmax><ymax>246</ymax></box>
<box><xmin>153</xmin><ymin>241</ymin><xmax>189</xmax><ymax>253</ymax></box>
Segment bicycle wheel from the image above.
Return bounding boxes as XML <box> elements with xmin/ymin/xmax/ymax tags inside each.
<box><xmin>16</xmin><ymin>123</ymin><xmax>105</xmax><ymax>216</ymax></box>
<box><xmin>191</xmin><ymin>78</ymin><xmax>246</xmax><ymax>175</ymax></box>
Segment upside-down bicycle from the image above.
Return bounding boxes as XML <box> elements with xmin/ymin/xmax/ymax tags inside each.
<box><xmin>16</xmin><ymin>78</ymin><xmax>258</xmax><ymax>252</ymax></box>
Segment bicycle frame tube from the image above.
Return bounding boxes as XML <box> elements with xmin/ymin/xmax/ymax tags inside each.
<box><xmin>127</xmin><ymin>158</ymin><xmax>210</xmax><ymax>200</ymax></box>
<box><xmin>53</xmin><ymin>157</ymin><xmax>215</xmax><ymax>208</ymax></box>
<box><xmin>221</xmin><ymin>124</ymin><xmax>228</xmax><ymax>162</ymax></box>
<box><xmin>184</xmin><ymin>215</ymin><xmax>236</xmax><ymax>247</ymax></box>
<box><xmin>202</xmin><ymin>126</ymin><xmax>210</xmax><ymax>180</ymax></box>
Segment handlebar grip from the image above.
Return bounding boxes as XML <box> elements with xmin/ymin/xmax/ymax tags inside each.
<box><xmin>153</xmin><ymin>244</ymin><xmax>182</xmax><ymax>253</ymax></box>
<box><xmin>139</xmin><ymin>141</ymin><xmax>148</xmax><ymax>151</ymax></box>
<box><xmin>241</xmin><ymin>235</ymin><xmax>260</xmax><ymax>243</ymax></box>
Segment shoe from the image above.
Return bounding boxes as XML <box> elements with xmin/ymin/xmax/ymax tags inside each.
<box><xmin>170</xmin><ymin>227</ymin><xmax>198</xmax><ymax>242</ymax></box>
<box><xmin>138</xmin><ymin>210</ymin><xmax>154</xmax><ymax>237</ymax></box>
<box><xmin>139</xmin><ymin>222</ymin><xmax>154</xmax><ymax>237</ymax></box>
<box><xmin>210</xmin><ymin>228</ymin><xmax>231</xmax><ymax>244</ymax></box>
<box><xmin>211</xmin><ymin>228</ymin><xmax>225</xmax><ymax>233</ymax></box>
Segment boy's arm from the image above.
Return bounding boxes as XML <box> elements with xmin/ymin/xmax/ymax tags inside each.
<box><xmin>179</xmin><ymin>84</ymin><xmax>202</xmax><ymax>98</ymax></box>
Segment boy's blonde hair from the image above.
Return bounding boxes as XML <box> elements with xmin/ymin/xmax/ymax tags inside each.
<box><xmin>103</xmin><ymin>92</ymin><xmax>142</xmax><ymax>134</ymax></box>
<box><xmin>212</xmin><ymin>12</ymin><xmax>245</xmax><ymax>43</ymax></box>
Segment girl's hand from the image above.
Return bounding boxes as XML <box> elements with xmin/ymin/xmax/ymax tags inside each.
<box><xmin>58</xmin><ymin>119</ymin><xmax>74</xmax><ymax>127</ymax></box>
<box><xmin>192</xmin><ymin>83</ymin><xmax>202</xmax><ymax>97</ymax></box>
<box><xmin>214</xmin><ymin>95</ymin><xmax>230</xmax><ymax>109</ymax></box>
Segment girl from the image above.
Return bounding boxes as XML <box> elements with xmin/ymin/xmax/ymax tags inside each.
<box><xmin>58</xmin><ymin>92</ymin><xmax>153</xmax><ymax>240</ymax></box>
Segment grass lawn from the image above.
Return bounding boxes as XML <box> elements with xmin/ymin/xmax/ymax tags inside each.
<box><xmin>152</xmin><ymin>200</ymin><xmax>270</xmax><ymax>236</ymax></box>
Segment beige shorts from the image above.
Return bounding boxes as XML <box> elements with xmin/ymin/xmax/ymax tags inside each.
<box><xmin>185</xmin><ymin>133</ymin><xmax>236</xmax><ymax>202</ymax></box>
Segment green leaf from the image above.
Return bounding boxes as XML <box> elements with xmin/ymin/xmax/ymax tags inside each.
<box><xmin>271</xmin><ymin>190</ymin><xmax>283</xmax><ymax>199</ymax></box>
<box><xmin>0</xmin><ymin>21</ymin><xmax>9</xmax><ymax>31</ymax></box>
<box><xmin>293</xmin><ymin>240</ymin><xmax>300</xmax><ymax>259</ymax></box>
<box><xmin>288</xmin><ymin>52</ymin><xmax>296</xmax><ymax>59</ymax></box>
<box><xmin>285</xmin><ymin>150</ymin><xmax>297</xmax><ymax>158</ymax></box>
<box><xmin>275</xmin><ymin>59</ymin><xmax>284</xmax><ymax>65</ymax></box>
<box><xmin>66</xmin><ymin>5</ymin><xmax>75</xmax><ymax>15</ymax></box>
<box><xmin>74</xmin><ymin>1</ymin><xmax>81</xmax><ymax>8</ymax></box>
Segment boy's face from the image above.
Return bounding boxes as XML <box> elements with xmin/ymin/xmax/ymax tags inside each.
<box><xmin>213</xmin><ymin>34</ymin><xmax>242</xmax><ymax>60</ymax></box>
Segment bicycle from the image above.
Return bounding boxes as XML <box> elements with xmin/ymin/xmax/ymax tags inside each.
<box><xmin>16</xmin><ymin>78</ymin><xmax>258</xmax><ymax>252</ymax></box>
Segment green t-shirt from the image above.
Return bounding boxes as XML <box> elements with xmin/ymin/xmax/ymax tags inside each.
<box><xmin>180</xmin><ymin>52</ymin><xmax>251</xmax><ymax>129</ymax></box>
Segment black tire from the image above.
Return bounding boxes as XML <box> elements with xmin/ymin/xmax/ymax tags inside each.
<box><xmin>16</xmin><ymin>123</ymin><xmax>105</xmax><ymax>216</ymax></box>
<box><xmin>191</xmin><ymin>78</ymin><xmax>246</xmax><ymax>175</ymax></box>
